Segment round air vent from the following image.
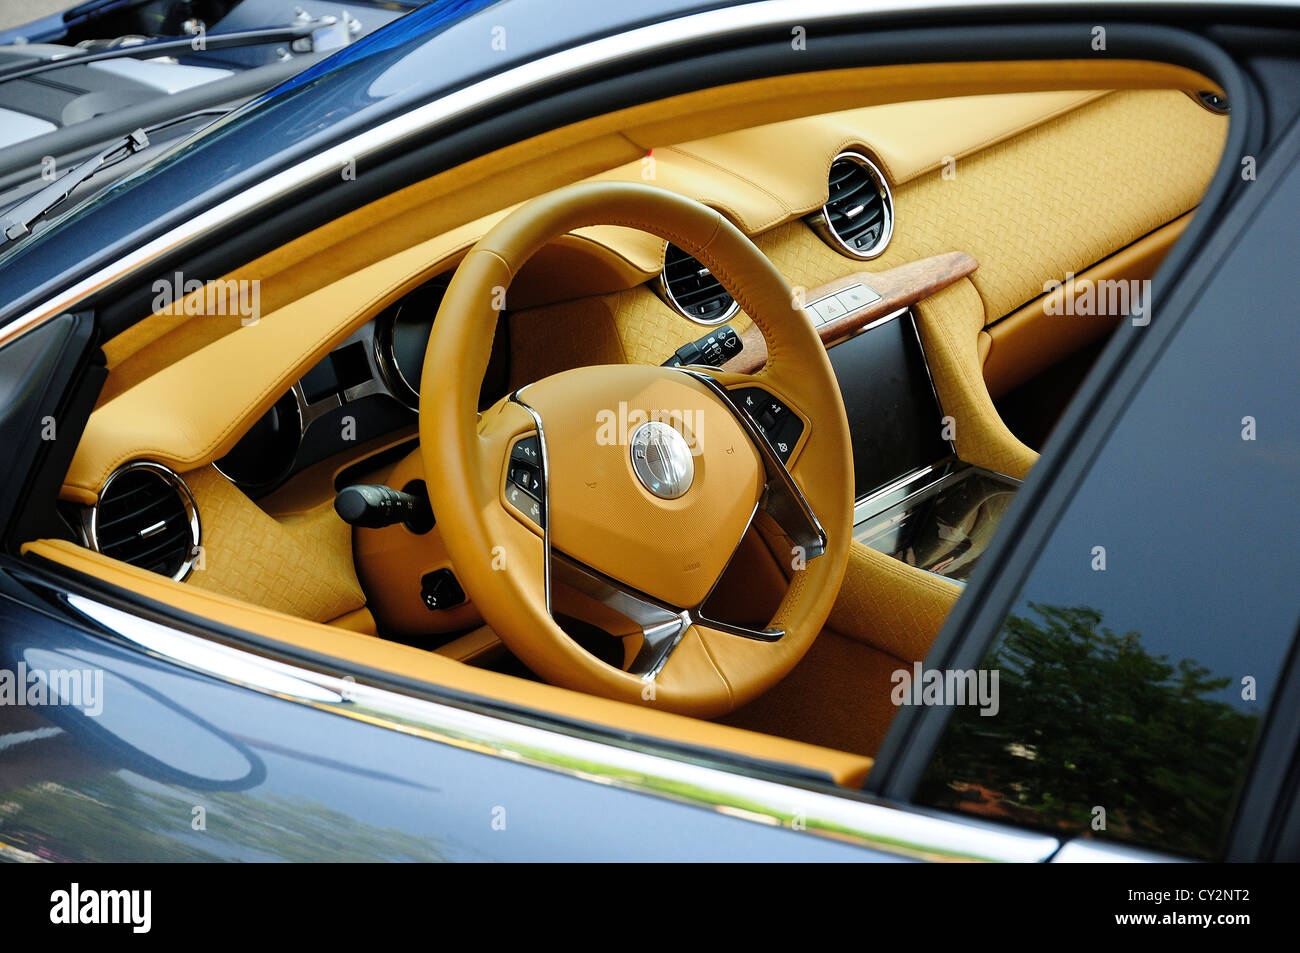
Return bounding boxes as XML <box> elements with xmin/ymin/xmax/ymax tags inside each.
<box><xmin>90</xmin><ymin>462</ymin><xmax>200</xmax><ymax>581</ymax></box>
<box><xmin>810</xmin><ymin>151</ymin><xmax>894</xmax><ymax>260</ymax></box>
<box><xmin>659</xmin><ymin>242</ymin><xmax>740</xmax><ymax>325</ymax></box>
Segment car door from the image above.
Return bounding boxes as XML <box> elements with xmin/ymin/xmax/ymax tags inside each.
<box><xmin>869</xmin><ymin>95</ymin><xmax>1300</xmax><ymax>863</ymax></box>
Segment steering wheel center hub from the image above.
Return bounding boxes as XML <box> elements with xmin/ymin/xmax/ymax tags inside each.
<box><xmin>630</xmin><ymin>420</ymin><xmax>695</xmax><ymax>499</ymax></box>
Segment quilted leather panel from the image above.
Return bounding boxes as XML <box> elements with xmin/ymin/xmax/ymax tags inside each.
<box><xmin>183</xmin><ymin>465</ymin><xmax>366</xmax><ymax>623</ymax></box>
<box><xmin>757</xmin><ymin>88</ymin><xmax>1226</xmax><ymax>324</ymax></box>
<box><xmin>914</xmin><ymin>278</ymin><xmax>1039</xmax><ymax>479</ymax></box>
<box><xmin>508</xmin><ymin>296</ymin><xmax>629</xmax><ymax>387</ymax></box>
<box><xmin>828</xmin><ymin>540</ymin><xmax>962</xmax><ymax>664</ymax></box>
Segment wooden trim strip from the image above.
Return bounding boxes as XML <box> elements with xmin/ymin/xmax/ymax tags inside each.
<box><xmin>722</xmin><ymin>251</ymin><xmax>978</xmax><ymax>373</ymax></box>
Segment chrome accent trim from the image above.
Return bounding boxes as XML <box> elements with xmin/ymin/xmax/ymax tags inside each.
<box><xmin>373</xmin><ymin>309</ymin><xmax>420</xmax><ymax>411</ymax></box>
<box><xmin>902</xmin><ymin>306</ymin><xmax>957</xmax><ymax>458</ymax></box>
<box><xmin>65</xmin><ymin>589</ymin><xmax>1061</xmax><ymax>862</ymax></box>
<box><xmin>1051</xmin><ymin>839</ymin><xmax>1188</xmax><ymax>863</ymax></box>
<box><xmin>549</xmin><ymin>496</ymin><xmax>777</xmax><ymax>680</ymax></box>
<box><xmin>88</xmin><ymin>460</ymin><xmax>201</xmax><ymax>582</ymax></box>
<box><xmin>690</xmin><ymin>499</ymin><xmax>783</xmax><ymax>643</ymax></box>
<box><xmin>549</xmin><ymin>550</ymin><xmax>692</xmax><ymax>679</ymax></box>
<box><xmin>371</xmin><ymin>276</ymin><xmax>451</xmax><ymax>411</ymax></box>
<box><xmin>853</xmin><ymin>464</ymin><xmax>943</xmax><ymax>521</ymax></box>
<box><xmin>211</xmin><ymin>388</ymin><xmax>304</xmax><ymax>492</ymax></box>
<box><xmin>807</xmin><ymin>151</ymin><xmax>894</xmax><ymax>261</ymax></box>
<box><xmin>822</xmin><ymin>304</ymin><xmax>909</xmax><ymax>348</ymax></box>
<box><xmin>291</xmin><ymin>380</ymin><xmax>342</xmax><ymax>430</ymax></box>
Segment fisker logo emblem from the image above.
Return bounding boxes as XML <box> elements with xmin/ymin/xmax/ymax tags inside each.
<box><xmin>629</xmin><ymin>421</ymin><xmax>694</xmax><ymax>500</ymax></box>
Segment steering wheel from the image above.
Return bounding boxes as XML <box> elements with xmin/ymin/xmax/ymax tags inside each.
<box><xmin>420</xmin><ymin>182</ymin><xmax>853</xmax><ymax>719</ymax></box>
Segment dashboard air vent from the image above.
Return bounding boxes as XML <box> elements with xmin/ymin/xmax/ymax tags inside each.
<box><xmin>660</xmin><ymin>242</ymin><xmax>740</xmax><ymax>325</ymax></box>
<box><xmin>812</xmin><ymin>151</ymin><xmax>894</xmax><ymax>259</ymax></box>
<box><xmin>91</xmin><ymin>462</ymin><xmax>200</xmax><ymax>581</ymax></box>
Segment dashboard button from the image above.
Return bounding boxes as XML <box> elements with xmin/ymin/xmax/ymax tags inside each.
<box><xmin>421</xmin><ymin>569</ymin><xmax>466</xmax><ymax>611</ymax></box>
<box><xmin>809</xmin><ymin>296</ymin><xmax>849</xmax><ymax>325</ymax></box>
<box><xmin>834</xmin><ymin>284</ymin><xmax>882</xmax><ymax>313</ymax></box>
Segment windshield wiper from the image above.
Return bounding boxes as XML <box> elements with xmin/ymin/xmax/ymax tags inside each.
<box><xmin>1</xmin><ymin>128</ymin><xmax>149</xmax><ymax>242</ymax></box>
<box><xmin>0</xmin><ymin>23</ymin><xmax>319</xmax><ymax>86</ymax></box>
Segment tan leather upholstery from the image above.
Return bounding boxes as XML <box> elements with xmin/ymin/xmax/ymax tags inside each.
<box><xmin>830</xmin><ymin>541</ymin><xmax>964</xmax><ymax>664</ymax></box>
<box><xmin>94</xmin><ymin>66</ymin><xmax>1222</xmax><ymax>408</ymax></box>
<box><xmin>915</xmin><ymin>279</ymin><xmax>1039</xmax><ymax>480</ymax></box>
<box><xmin>982</xmin><ymin>214</ymin><xmax>1192</xmax><ymax>396</ymax></box>
<box><xmin>350</xmin><ymin>449</ymin><xmax>486</xmax><ymax>638</ymax></box>
<box><xmin>590</xmin><ymin>90</ymin><xmax>1107</xmax><ymax>235</ymax></box>
<box><xmin>40</xmin><ymin>60</ymin><xmax>1226</xmax><ymax>764</ymax></box>
<box><xmin>182</xmin><ymin>465</ymin><xmax>366</xmax><ymax>624</ymax></box>
<box><xmin>507</xmin><ymin>89</ymin><xmax>1224</xmax><ymax>377</ymax></box>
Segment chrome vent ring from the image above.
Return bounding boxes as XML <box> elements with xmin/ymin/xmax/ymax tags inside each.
<box><xmin>89</xmin><ymin>461</ymin><xmax>201</xmax><ymax>581</ymax></box>
<box><xmin>809</xmin><ymin>150</ymin><xmax>894</xmax><ymax>260</ymax></box>
<box><xmin>657</xmin><ymin>242</ymin><xmax>740</xmax><ymax>325</ymax></box>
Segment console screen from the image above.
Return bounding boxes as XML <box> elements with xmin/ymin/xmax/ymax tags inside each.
<box><xmin>827</xmin><ymin>311</ymin><xmax>953</xmax><ymax>499</ymax></box>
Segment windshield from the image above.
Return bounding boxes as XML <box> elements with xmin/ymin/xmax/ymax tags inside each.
<box><xmin>0</xmin><ymin>0</ymin><xmax>497</xmax><ymax>268</ymax></box>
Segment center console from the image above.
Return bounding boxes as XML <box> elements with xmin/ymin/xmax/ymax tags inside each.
<box><xmin>825</xmin><ymin>307</ymin><xmax>1019</xmax><ymax>583</ymax></box>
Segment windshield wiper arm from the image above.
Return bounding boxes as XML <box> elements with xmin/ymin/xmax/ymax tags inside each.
<box><xmin>1</xmin><ymin>128</ymin><xmax>149</xmax><ymax>242</ymax></box>
<box><xmin>0</xmin><ymin>23</ymin><xmax>318</xmax><ymax>85</ymax></box>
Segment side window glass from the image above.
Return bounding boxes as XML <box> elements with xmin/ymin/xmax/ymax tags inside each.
<box><xmin>916</xmin><ymin>154</ymin><xmax>1300</xmax><ymax>860</ymax></box>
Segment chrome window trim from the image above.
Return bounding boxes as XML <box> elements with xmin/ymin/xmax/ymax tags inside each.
<box><xmin>65</xmin><ymin>591</ymin><xmax>1062</xmax><ymax>862</ymax></box>
<box><xmin>4</xmin><ymin>0</ymin><xmax>1293</xmax><ymax>348</ymax></box>
<box><xmin>1051</xmin><ymin>839</ymin><xmax>1187</xmax><ymax>863</ymax></box>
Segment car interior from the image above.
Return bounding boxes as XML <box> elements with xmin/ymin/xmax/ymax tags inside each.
<box><xmin>20</xmin><ymin>57</ymin><xmax>1229</xmax><ymax>789</ymax></box>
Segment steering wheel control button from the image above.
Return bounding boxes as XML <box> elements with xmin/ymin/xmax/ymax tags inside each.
<box><xmin>420</xmin><ymin>569</ymin><xmax>465</xmax><ymax>611</ymax></box>
<box><xmin>505</xmin><ymin>483</ymin><xmax>544</xmax><ymax>526</ymax></box>
<box><xmin>732</xmin><ymin>387</ymin><xmax>803</xmax><ymax>462</ymax></box>
<box><xmin>510</xmin><ymin>435</ymin><xmax>541</xmax><ymax>465</ymax></box>
<box><xmin>663</xmin><ymin>324</ymin><xmax>741</xmax><ymax>368</ymax></box>
<box><xmin>505</xmin><ymin>435</ymin><xmax>546</xmax><ymax>527</ymax></box>
<box><xmin>770</xmin><ymin>414</ymin><xmax>805</xmax><ymax>461</ymax></box>
<box><xmin>510</xmin><ymin>462</ymin><xmax>542</xmax><ymax>496</ymax></box>
<box><xmin>630</xmin><ymin>421</ymin><xmax>695</xmax><ymax>500</ymax></box>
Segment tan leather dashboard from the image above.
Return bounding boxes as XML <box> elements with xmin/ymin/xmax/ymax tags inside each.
<box><xmin>68</xmin><ymin>72</ymin><xmax>1225</xmax><ymax>507</ymax></box>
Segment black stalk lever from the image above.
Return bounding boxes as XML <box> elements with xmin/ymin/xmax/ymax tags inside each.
<box><xmin>335</xmin><ymin>484</ymin><xmax>429</xmax><ymax>530</ymax></box>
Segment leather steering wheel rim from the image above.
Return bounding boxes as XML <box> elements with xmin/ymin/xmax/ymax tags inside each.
<box><xmin>420</xmin><ymin>181</ymin><xmax>853</xmax><ymax>719</ymax></box>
